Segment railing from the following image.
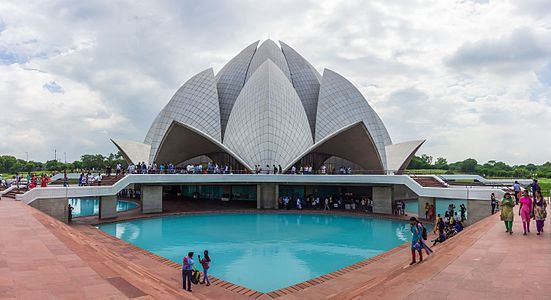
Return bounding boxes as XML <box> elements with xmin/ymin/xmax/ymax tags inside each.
<box><xmin>17</xmin><ymin>173</ymin><xmax>509</xmax><ymax>204</ymax></box>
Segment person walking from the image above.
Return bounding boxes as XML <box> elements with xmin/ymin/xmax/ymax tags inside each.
<box><xmin>513</xmin><ymin>181</ymin><xmax>521</xmax><ymax>205</ymax></box>
<box><xmin>324</xmin><ymin>198</ymin><xmax>330</xmax><ymax>210</ymax></box>
<box><xmin>182</xmin><ymin>252</ymin><xmax>195</xmax><ymax>292</ymax></box>
<box><xmin>534</xmin><ymin>190</ymin><xmax>547</xmax><ymax>235</ymax></box>
<box><xmin>490</xmin><ymin>193</ymin><xmax>497</xmax><ymax>215</ymax></box>
<box><xmin>531</xmin><ymin>179</ymin><xmax>540</xmax><ymax>202</ymax></box>
<box><xmin>500</xmin><ymin>193</ymin><xmax>515</xmax><ymax>234</ymax></box>
<box><xmin>519</xmin><ymin>190</ymin><xmax>533</xmax><ymax>235</ymax></box>
<box><xmin>198</xmin><ymin>250</ymin><xmax>211</xmax><ymax>286</ymax></box>
<box><xmin>409</xmin><ymin>217</ymin><xmax>424</xmax><ymax>265</ymax></box>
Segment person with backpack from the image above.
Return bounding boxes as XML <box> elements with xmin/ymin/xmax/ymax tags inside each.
<box><xmin>409</xmin><ymin>217</ymin><xmax>424</xmax><ymax>265</ymax></box>
<box><xmin>182</xmin><ymin>252</ymin><xmax>195</xmax><ymax>292</ymax></box>
<box><xmin>417</xmin><ymin>219</ymin><xmax>433</xmax><ymax>255</ymax></box>
<box><xmin>198</xmin><ymin>250</ymin><xmax>211</xmax><ymax>286</ymax></box>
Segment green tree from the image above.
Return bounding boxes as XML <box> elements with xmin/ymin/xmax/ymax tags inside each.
<box><xmin>434</xmin><ymin>157</ymin><xmax>448</xmax><ymax>170</ymax></box>
<box><xmin>461</xmin><ymin>158</ymin><xmax>478</xmax><ymax>173</ymax></box>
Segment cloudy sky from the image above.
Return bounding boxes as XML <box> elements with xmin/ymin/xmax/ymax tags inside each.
<box><xmin>0</xmin><ymin>0</ymin><xmax>550</xmax><ymax>165</ymax></box>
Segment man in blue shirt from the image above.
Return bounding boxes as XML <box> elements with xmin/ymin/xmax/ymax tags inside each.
<box><xmin>513</xmin><ymin>181</ymin><xmax>521</xmax><ymax>204</ymax></box>
<box><xmin>182</xmin><ymin>252</ymin><xmax>195</xmax><ymax>292</ymax></box>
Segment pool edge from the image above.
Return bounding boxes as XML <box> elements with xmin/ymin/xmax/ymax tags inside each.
<box><xmin>92</xmin><ymin>222</ymin><xmax>410</xmax><ymax>298</ymax></box>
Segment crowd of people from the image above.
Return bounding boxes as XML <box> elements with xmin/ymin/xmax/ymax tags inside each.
<box><xmin>121</xmin><ymin>161</ymin><xmax>362</xmax><ymax>175</ymax></box>
<box><xmin>0</xmin><ymin>172</ymin><xmax>52</xmax><ymax>190</ymax></box>
<box><xmin>500</xmin><ymin>179</ymin><xmax>547</xmax><ymax>235</ymax></box>
<box><xmin>278</xmin><ymin>194</ymin><xmax>374</xmax><ymax>212</ymax></box>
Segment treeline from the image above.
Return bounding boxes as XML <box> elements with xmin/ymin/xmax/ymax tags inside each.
<box><xmin>0</xmin><ymin>153</ymin><xmax>127</xmax><ymax>174</ymax></box>
<box><xmin>408</xmin><ymin>154</ymin><xmax>551</xmax><ymax>178</ymax></box>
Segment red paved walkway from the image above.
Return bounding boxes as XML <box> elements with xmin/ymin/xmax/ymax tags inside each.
<box><xmin>1</xmin><ymin>197</ymin><xmax>549</xmax><ymax>299</ymax></box>
<box><xmin>0</xmin><ymin>199</ymin><xmax>128</xmax><ymax>299</ymax></box>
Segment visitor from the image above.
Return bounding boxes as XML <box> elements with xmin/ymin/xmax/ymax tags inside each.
<box><xmin>429</xmin><ymin>204</ymin><xmax>435</xmax><ymax>220</ymax></box>
<box><xmin>67</xmin><ymin>204</ymin><xmax>73</xmax><ymax>224</ymax></box>
<box><xmin>15</xmin><ymin>173</ymin><xmax>20</xmax><ymax>191</ymax></box>
<box><xmin>436</xmin><ymin>215</ymin><xmax>445</xmax><ymax>236</ymax></box>
<box><xmin>273</xmin><ymin>165</ymin><xmax>278</xmax><ymax>174</ymax></box>
<box><xmin>116</xmin><ymin>162</ymin><xmax>122</xmax><ymax>177</ymax></box>
<box><xmin>324</xmin><ymin>198</ymin><xmax>330</xmax><ymax>210</ymax></box>
<box><xmin>531</xmin><ymin>179</ymin><xmax>540</xmax><ymax>202</ymax></box>
<box><xmin>41</xmin><ymin>175</ymin><xmax>48</xmax><ymax>187</ymax></box>
<box><xmin>425</xmin><ymin>203</ymin><xmax>430</xmax><ymax>220</ymax></box>
<box><xmin>454</xmin><ymin>212</ymin><xmax>461</xmax><ymax>223</ymax></box>
<box><xmin>63</xmin><ymin>171</ymin><xmax>69</xmax><ymax>187</ymax></box>
<box><xmin>106</xmin><ymin>165</ymin><xmax>112</xmax><ymax>177</ymax></box>
<box><xmin>26</xmin><ymin>172</ymin><xmax>31</xmax><ymax>189</ymax></box>
<box><xmin>459</xmin><ymin>204</ymin><xmax>466</xmax><ymax>221</ymax></box>
<box><xmin>500</xmin><ymin>193</ymin><xmax>515</xmax><ymax>234</ymax></box>
<box><xmin>513</xmin><ymin>181</ymin><xmax>521</xmax><ymax>204</ymax></box>
<box><xmin>490</xmin><ymin>193</ymin><xmax>497</xmax><ymax>214</ymax></box>
<box><xmin>534</xmin><ymin>190</ymin><xmax>546</xmax><ymax>235</ymax></box>
<box><xmin>278</xmin><ymin>165</ymin><xmax>282</xmax><ymax>174</ymax></box>
<box><xmin>454</xmin><ymin>220</ymin><xmax>463</xmax><ymax>232</ymax></box>
<box><xmin>198</xmin><ymin>250</ymin><xmax>211</xmax><ymax>286</ymax></box>
<box><xmin>519</xmin><ymin>190</ymin><xmax>533</xmax><ymax>235</ymax></box>
<box><xmin>431</xmin><ymin>231</ymin><xmax>446</xmax><ymax>246</ymax></box>
<box><xmin>296</xmin><ymin>197</ymin><xmax>302</xmax><ymax>210</ymax></box>
<box><xmin>418</xmin><ymin>219</ymin><xmax>433</xmax><ymax>255</ymax></box>
<box><xmin>182</xmin><ymin>252</ymin><xmax>195</xmax><ymax>292</ymax></box>
<box><xmin>409</xmin><ymin>217</ymin><xmax>424</xmax><ymax>265</ymax></box>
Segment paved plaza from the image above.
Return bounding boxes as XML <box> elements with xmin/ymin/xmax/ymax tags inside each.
<box><xmin>0</xmin><ymin>197</ymin><xmax>549</xmax><ymax>299</ymax></box>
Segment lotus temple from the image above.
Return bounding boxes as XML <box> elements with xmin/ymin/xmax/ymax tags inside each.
<box><xmin>111</xmin><ymin>39</ymin><xmax>424</xmax><ymax>174</ymax></box>
<box><xmin>2</xmin><ymin>40</ymin><xmax>547</xmax><ymax>299</ymax></box>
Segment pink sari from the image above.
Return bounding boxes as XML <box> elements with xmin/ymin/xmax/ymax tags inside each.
<box><xmin>519</xmin><ymin>196</ymin><xmax>532</xmax><ymax>222</ymax></box>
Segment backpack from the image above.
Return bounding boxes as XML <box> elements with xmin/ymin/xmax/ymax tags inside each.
<box><xmin>191</xmin><ymin>270</ymin><xmax>200</xmax><ymax>284</ymax></box>
<box><xmin>420</xmin><ymin>223</ymin><xmax>427</xmax><ymax>240</ymax></box>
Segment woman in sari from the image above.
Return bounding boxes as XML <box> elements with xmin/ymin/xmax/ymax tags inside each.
<box><xmin>500</xmin><ymin>193</ymin><xmax>514</xmax><ymax>234</ymax></box>
<box><xmin>519</xmin><ymin>190</ymin><xmax>533</xmax><ymax>235</ymax></box>
<box><xmin>534</xmin><ymin>190</ymin><xmax>547</xmax><ymax>235</ymax></box>
<box><xmin>409</xmin><ymin>217</ymin><xmax>423</xmax><ymax>265</ymax></box>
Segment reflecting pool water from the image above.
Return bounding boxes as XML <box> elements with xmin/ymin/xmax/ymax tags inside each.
<box><xmin>99</xmin><ymin>213</ymin><xmax>413</xmax><ymax>292</ymax></box>
<box><xmin>69</xmin><ymin>198</ymin><xmax>138</xmax><ymax>217</ymax></box>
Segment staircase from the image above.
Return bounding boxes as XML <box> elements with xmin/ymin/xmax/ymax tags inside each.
<box><xmin>2</xmin><ymin>188</ymin><xmax>27</xmax><ymax>200</ymax></box>
<box><xmin>410</xmin><ymin>176</ymin><xmax>447</xmax><ymax>188</ymax></box>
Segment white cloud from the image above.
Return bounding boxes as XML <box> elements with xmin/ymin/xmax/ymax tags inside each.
<box><xmin>0</xmin><ymin>0</ymin><xmax>550</xmax><ymax>165</ymax></box>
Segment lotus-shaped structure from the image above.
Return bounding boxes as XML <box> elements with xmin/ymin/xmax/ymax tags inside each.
<box><xmin>112</xmin><ymin>40</ymin><xmax>424</xmax><ymax>173</ymax></box>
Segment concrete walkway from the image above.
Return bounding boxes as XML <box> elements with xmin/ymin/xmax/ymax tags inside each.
<box><xmin>0</xmin><ymin>199</ymin><xmax>128</xmax><ymax>299</ymax></box>
<box><xmin>1</xmin><ymin>197</ymin><xmax>550</xmax><ymax>299</ymax></box>
<box><xmin>331</xmin><ymin>207</ymin><xmax>551</xmax><ymax>299</ymax></box>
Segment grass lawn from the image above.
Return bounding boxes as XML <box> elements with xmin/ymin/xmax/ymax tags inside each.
<box><xmin>406</xmin><ymin>169</ymin><xmax>449</xmax><ymax>175</ymax></box>
<box><xmin>537</xmin><ymin>178</ymin><xmax>551</xmax><ymax>197</ymax></box>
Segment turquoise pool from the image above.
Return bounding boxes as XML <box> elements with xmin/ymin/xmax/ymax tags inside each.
<box><xmin>99</xmin><ymin>213</ymin><xmax>413</xmax><ymax>293</ymax></box>
<box><xmin>69</xmin><ymin>198</ymin><xmax>138</xmax><ymax>217</ymax></box>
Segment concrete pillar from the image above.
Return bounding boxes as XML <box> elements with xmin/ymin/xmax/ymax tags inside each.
<box><xmin>257</xmin><ymin>183</ymin><xmax>279</xmax><ymax>209</ymax></box>
<box><xmin>418</xmin><ymin>197</ymin><xmax>435</xmax><ymax>220</ymax></box>
<box><xmin>466</xmin><ymin>199</ymin><xmax>489</xmax><ymax>225</ymax></box>
<box><xmin>142</xmin><ymin>185</ymin><xmax>163</xmax><ymax>214</ymax></box>
<box><xmin>99</xmin><ymin>195</ymin><xmax>117</xmax><ymax>219</ymax></box>
<box><xmin>30</xmin><ymin>198</ymin><xmax>68</xmax><ymax>223</ymax></box>
<box><xmin>305</xmin><ymin>186</ymin><xmax>314</xmax><ymax>197</ymax></box>
<box><xmin>223</xmin><ymin>185</ymin><xmax>231</xmax><ymax>197</ymax></box>
<box><xmin>372</xmin><ymin>187</ymin><xmax>393</xmax><ymax>214</ymax></box>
